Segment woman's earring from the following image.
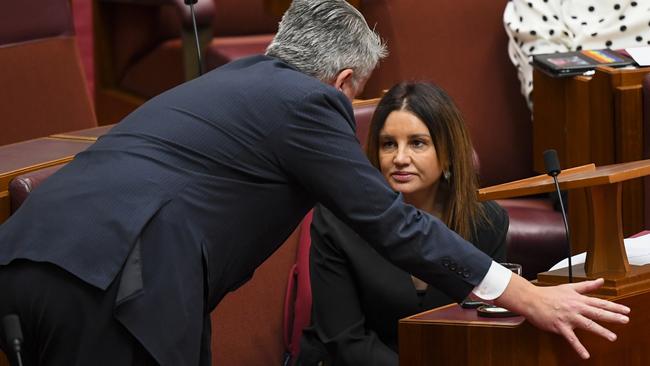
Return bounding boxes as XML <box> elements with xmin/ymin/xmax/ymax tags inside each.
<box><xmin>443</xmin><ymin>170</ymin><xmax>451</xmax><ymax>180</ymax></box>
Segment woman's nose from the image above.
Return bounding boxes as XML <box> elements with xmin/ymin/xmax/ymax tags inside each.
<box><xmin>393</xmin><ymin>146</ymin><xmax>410</xmax><ymax>165</ymax></box>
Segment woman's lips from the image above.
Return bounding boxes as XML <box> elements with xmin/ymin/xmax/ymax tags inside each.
<box><xmin>391</xmin><ymin>172</ymin><xmax>414</xmax><ymax>182</ymax></box>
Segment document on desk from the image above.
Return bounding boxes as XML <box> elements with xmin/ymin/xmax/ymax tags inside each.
<box><xmin>625</xmin><ymin>46</ymin><xmax>650</xmax><ymax>66</ymax></box>
<box><xmin>549</xmin><ymin>234</ymin><xmax>650</xmax><ymax>271</ymax></box>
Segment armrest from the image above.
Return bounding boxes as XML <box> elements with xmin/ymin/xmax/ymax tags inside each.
<box><xmin>99</xmin><ymin>0</ymin><xmax>215</xmax><ymax>29</ymax></box>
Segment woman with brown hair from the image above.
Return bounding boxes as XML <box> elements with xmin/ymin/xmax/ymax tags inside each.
<box><xmin>298</xmin><ymin>81</ymin><xmax>509</xmax><ymax>365</ymax></box>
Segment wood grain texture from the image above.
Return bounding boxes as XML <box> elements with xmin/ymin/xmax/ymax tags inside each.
<box><xmin>533</xmin><ymin>66</ymin><xmax>650</xmax><ymax>242</ymax></box>
<box><xmin>400</xmin><ymin>288</ymin><xmax>650</xmax><ymax>365</ymax></box>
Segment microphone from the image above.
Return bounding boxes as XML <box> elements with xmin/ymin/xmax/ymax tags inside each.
<box><xmin>2</xmin><ymin>314</ymin><xmax>24</xmax><ymax>366</ymax></box>
<box><xmin>543</xmin><ymin>149</ymin><xmax>573</xmax><ymax>283</ymax></box>
<box><xmin>184</xmin><ymin>0</ymin><xmax>204</xmax><ymax>76</ymax></box>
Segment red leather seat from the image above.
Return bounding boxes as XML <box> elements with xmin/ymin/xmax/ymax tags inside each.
<box><xmin>9</xmin><ymin>165</ymin><xmax>63</xmax><ymax>214</ymax></box>
<box><xmin>94</xmin><ymin>0</ymin><xmax>280</xmax><ymax>125</ymax></box>
<box><xmin>0</xmin><ymin>0</ymin><xmax>96</xmax><ymax>146</ymax></box>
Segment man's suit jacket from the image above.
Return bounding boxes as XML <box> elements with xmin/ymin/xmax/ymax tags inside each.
<box><xmin>0</xmin><ymin>56</ymin><xmax>493</xmax><ymax>366</ymax></box>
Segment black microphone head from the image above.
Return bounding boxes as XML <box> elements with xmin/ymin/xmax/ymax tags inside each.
<box><xmin>3</xmin><ymin>314</ymin><xmax>23</xmax><ymax>343</ymax></box>
<box><xmin>184</xmin><ymin>0</ymin><xmax>198</xmax><ymax>4</ymax></box>
<box><xmin>543</xmin><ymin>149</ymin><xmax>561</xmax><ymax>177</ymax></box>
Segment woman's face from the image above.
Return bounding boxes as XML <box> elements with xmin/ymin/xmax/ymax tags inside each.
<box><xmin>378</xmin><ymin>110</ymin><xmax>442</xmax><ymax>205</ymax></box>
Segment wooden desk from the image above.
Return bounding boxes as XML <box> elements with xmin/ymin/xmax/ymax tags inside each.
<box><xmin>400</xmin><ymin>288</ymin><xmax>650</xmax><ymax>365</ymax></box>
<box><xmin>0</xmin><ymin>138</ymin><xmax>93</xmax><ymax>223</ymax></box>
<box><xmin>533</xmin><ymin>66</ymin><xmax>650</xmax><ymax>251</ymax></box>
<box><xmin>50</xmin><ymin>124</ymin><xmax>115</xmax><ymax>141</ymax></box>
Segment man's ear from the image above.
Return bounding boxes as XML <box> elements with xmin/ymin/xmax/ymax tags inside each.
<box><xmin>332</xmin><ymin>69</ymin><xmax>357</xmax><ymax>100</ymax></box>
<box><xmin>333</xmin><ymin>69</ymin><xmax>354</xmax><ymax>90</ymax></box>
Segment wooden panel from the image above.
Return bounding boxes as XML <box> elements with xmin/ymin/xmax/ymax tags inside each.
<box><xmin>616</xmin><ymin>85</ymin><xmax>645</xmax><ymax>237</ymax></box>
<box><xmin>532</xmin><ymin>69</ymin><xmax>569</xmax><ymax>173</ymax></box>
<box><xmin>400</xmin><ymin>288</ymin><xmax>650</xmax><ymax>365</ymax></box>
<box><xmin>588</xmin><ymin>69</ymin><xmax>617</xmax><ymax>166</ymax></box>
<box><xmin>564</xmin><ymin>76</ymin><xmax>592</xmax><ymax>167</ymax></box>
<box><xmin>533</xmin><ymin>66</ymin><xmax>650</xmax><ymax>251</ymax></box>
<box><xmin>532</xmin><ymin>71</ymin><xmax>593</xmax><ymax>172</ymax></box>
<box><xmin>568</xmin><ymin>188</ymin><xmax>589</xmax><ymax>253</ymax></box>
<box><xmin>0</xmin><ymin>36</ymin><xmax>96</xmax><ymax>145</ymax></box>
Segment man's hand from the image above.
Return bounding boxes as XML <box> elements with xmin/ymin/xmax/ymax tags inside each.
<box><xmin>493</xmin><ymin>275</ymin><xmax>630</xmax><ymax>359</ymax></box>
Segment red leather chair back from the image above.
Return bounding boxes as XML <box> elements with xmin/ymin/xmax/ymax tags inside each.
<box><xmin>352</xmin><ymin>98</ymin><xmax>379</xmax><ymax>148</ymax></box>
<box><xmin>282</xmin><ymin>212</ymin><xmax>313</xmax><ymax>365</ymax></box>
<box><xmin>9</xmin><ymin>165</ymin><xmax>63</xmax><ymax>214</ymax></box>
<box><xmin>0</xmin><ymin>0</ymin><xmax>96</xmax><ymax>146</ymax></box>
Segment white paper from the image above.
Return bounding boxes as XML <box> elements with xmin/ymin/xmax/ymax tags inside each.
<box><xmin>625</xmin><ymin>46</ymin><xmax>650</xmax><ymax>66</ymax></box>
<box><xmin>549</xmin><ymin>234</ymin><xmax>650</xmax><ymax>271</ymax></box>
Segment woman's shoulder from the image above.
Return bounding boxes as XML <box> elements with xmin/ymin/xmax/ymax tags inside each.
<box><xmin>477</xmin><ymin>200</ymin><xmax>509</xmax><ymax>233</ymax></box>
<box><xmin>481</xmin><ymin>200</ymin><xmax>507</xmax><ymax>219</ymax></box>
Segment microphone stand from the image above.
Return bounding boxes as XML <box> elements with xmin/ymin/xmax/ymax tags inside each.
<box><xmin>184</xmin><ymin>0</ymin><xmax>204</xmax><ymax>76</ymax></box>
<box><xmin>544</xmin><ymin>149</ymin><xmax>573</xmax><ymax>283</ymax></box>
<box><xmin>3</xmin><ymin>314</ymin><xmax>24</xmax><ymax>366</ymax></box>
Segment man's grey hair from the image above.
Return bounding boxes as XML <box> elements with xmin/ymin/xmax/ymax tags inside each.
<box><xmin>266</xmin><ymin>0</ymin><xmax>387</xmax><ymax>87</ymax></box>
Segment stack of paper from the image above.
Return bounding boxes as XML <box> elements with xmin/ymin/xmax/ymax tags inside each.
<box><xmin>549</xmin><ymin>234</ymin><xmax>650</xmax><ymax>271</ymax></box>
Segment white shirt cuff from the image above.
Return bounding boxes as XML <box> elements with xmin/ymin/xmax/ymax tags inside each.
<box><xmin>471</xmin><ymin>261</ymin><xmax>512</xmax><ymax>300</ymax></box>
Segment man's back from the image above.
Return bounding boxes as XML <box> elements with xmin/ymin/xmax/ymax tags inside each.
<box><xmin>0</xmin><ymin>56</ymin><xmax>356</xmax><ymax>302</ymax></box>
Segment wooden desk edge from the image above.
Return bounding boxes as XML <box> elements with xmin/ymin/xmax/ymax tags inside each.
<box><xmin>400</xmin><ymin>304</ymin><xmax>525</xmax><ymax>328</ymax></box>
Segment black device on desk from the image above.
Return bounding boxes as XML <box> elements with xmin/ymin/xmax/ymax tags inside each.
<box><xmin>533</xmin><ymin>49</ymin><xmax>634</xmax><ymax>77</ymax></box>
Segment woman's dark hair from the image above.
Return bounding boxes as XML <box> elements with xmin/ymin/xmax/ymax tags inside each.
<box><xmin>365</xmin><ymin>81</ymin><xmax>486</xmax><ymax>240</ymax></box>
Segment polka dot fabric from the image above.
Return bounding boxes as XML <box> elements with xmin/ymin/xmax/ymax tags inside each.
<box><xmin>503</xmin><ymin>0</ymin><xmax>650</xmax><ymax>109</ymax></box>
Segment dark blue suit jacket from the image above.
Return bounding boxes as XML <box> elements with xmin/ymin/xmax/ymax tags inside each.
<box><xmin>0</xmin><ymin>56</ymin><xmax>492</xmax><ymax>365</ymax></box>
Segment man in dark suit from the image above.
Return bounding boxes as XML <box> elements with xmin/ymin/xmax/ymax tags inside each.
<box><xmin>0</xmin><ymin>0</ymin><xmax>630</xmax><ymax>365</ymax></box>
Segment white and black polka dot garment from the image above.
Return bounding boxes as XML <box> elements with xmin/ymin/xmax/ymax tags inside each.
<box><xmin>503</xmin><ymin>0</ymin><xmax>650</xmax><ymax>109</ymax></box>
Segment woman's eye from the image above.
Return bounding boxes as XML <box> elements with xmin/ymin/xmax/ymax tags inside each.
<box><xmin>411</xmin><ymin>140</ymin><xmax>426</xmax><ymax>148</ymax></box>
<box><xmin>381</xmin><ymin>141</ymin><xmax>396</xmax><ymax>149</ymax></box>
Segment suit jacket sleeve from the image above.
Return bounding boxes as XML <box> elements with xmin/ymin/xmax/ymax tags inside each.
<box><xmin>304</xmin><ymin>205</ymin><xmax>398</xmax><ymax>366</ymax></box>
<box><xmin>271</xmin><ymin>89</ymin><xmax>492</xmax><ymax>301</ymax></box>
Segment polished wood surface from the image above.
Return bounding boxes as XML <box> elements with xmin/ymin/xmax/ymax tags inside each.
<box><xmin>479</xmin><ymin>160</ymin><xmax>650</xmax><ymax>295</ymax></box>
<box><xmin>533</xmin><ymin>66</ymin><xmax>650</xmax><ymax>251</ymax></box>
<box><xmin>478</xmin><ymin>163</ymin><xmax>595</xmax><ymax>200</ymax></box>
<box><xmin>400</xmin><ymin>288</ymin><xmax>650</xmax><ymax>365</ymax></box>
<box><xmin>50</xmin><ymin>124</ymin><xmax>115</xmax><ymax>141</ymax></box>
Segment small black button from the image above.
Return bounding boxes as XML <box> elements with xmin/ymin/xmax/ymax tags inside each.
<box><xmin>449</xmin><ymin>264</ymin><xmax>457</xmax><ymax>271</ymax></box>
<box><xmin>442</xmin><ymin>258</ymin><xmax>451</xmax><ymax>267</ymax></box>
<box><xmin>463</xmin><ymin>271</ymin><xmax>471</xmax><ymax>278</ymax></box>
